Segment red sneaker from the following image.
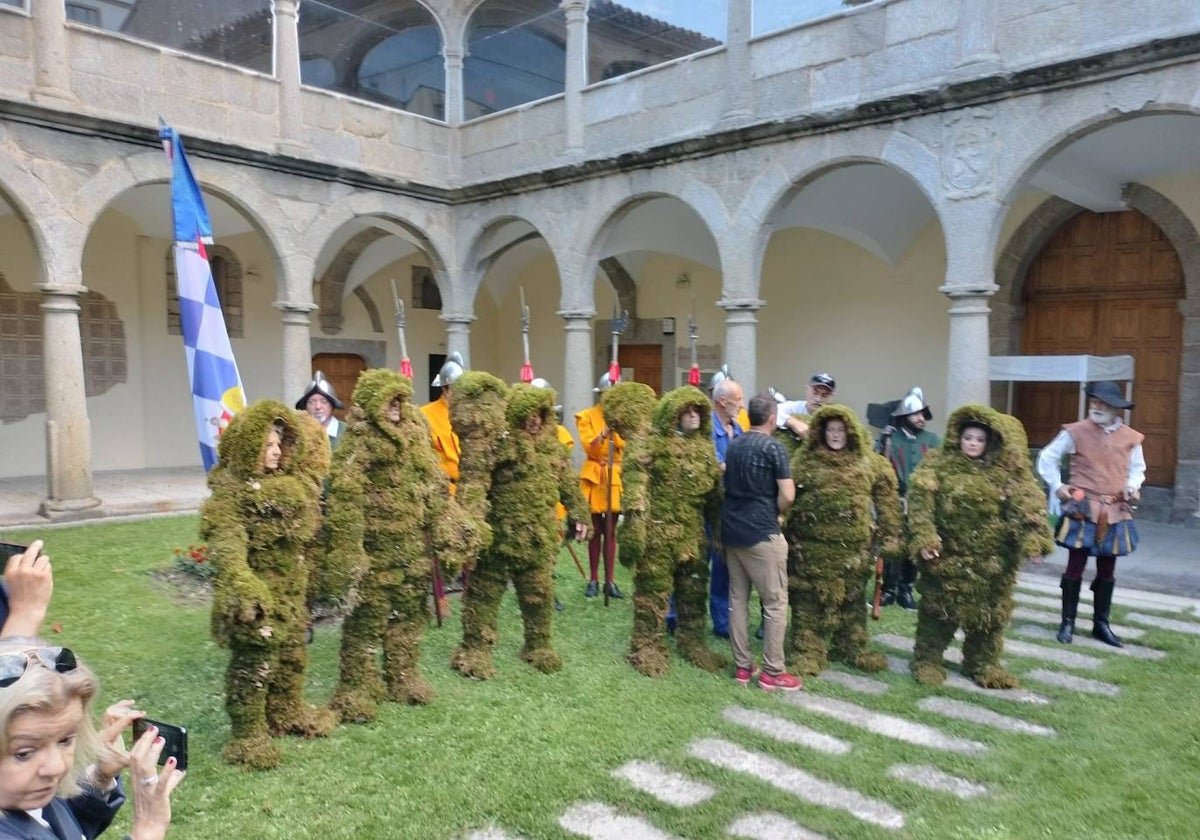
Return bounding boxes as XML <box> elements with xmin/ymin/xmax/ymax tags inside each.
<box><xmin>758</xmin><ymin>671</ymin><xmax>803</xmax><ymax>692</ymax></box>
<box><xmin>734</xmin><ymin>666</ymin><xmax>759</xmax><ymax>685</ymax></box>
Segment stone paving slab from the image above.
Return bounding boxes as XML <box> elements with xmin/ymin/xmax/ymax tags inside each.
<box><xmin>781</xmin><ymin>692</ymin><xmax>988</xmax><ymax>755</ymax></box>
<box><xmin>886</xmin><ymin>764</ymin><xmax>991</xmax><ymax>799</ymax></box>
<box><xmin>467</xmin><ymin>829</ymin><xmax>525</xmax><ymax>840</ymax></box>
<box><xmin>728</xmin><ymin>812</ymin><xmax>833</xmax><ymax>840</ymax></box>
<box><xmin>817</xmin><ymin>670</ymin><xmax>890</xmax><ymax>695</ymax></box>
<box><xmin>1016</xmin><ymin>575</ymin><xmax>1200</xmax><ymax>617</ymax></box>
<box><xmin>723</xmin><ymin>706</ymin><xmax>852</xmax><ymax>755</ymax></box>
<box><xmin>612</xmin><ymin>760</ymin><xmax>715</xmax><ymax>807</ymax></box>
<box><xmin>883</xmin><ymin>651</ymin><xmax>1051</xmax><ymax>704</ymax></box>
<box><xmin>1011</xmin><ymin>605</ymin><xmax>1144</xmax><ymax>639</ymax></box>
<box><xmin>917</xmin><ymin>697</ymin><xmax>1056</xmax><ymax>738</ymax></box>
<box><xmin>999</xmin><ymin>638</ymin><xmax>1106</xmax><ymax>670</ymax></box>
<box><xmin>1022</xmin><ymin>668</ymin><xmax>1121</xmax><ymax>697</ymax></box>
<box><xmin>1014</xmin><ymin>591</ymin><xmax>1079</xmax><ymax>612</ymax></box>
<box><xmin>689</xmin><ymin>737</ymin><xmax>906</xmax><ymax>830</ymax></box>
<box><xmin>1125</xmin><ymin>612</ymin><xmax>1200</xmax><ymax>636</ymax></box>
<box><xmin>560</xmin><ymin>802</ymin><xmax>679</xmax><ymax>839</ymax></box>
<box><xmin>1009</xmin><ymin>624</ymin><xmax>1166</xmax><ymax>660</ymax></box>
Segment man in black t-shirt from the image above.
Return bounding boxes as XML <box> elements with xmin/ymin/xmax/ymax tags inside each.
<box><xmin>722</xmin><ymin>394</ymin><xmax>802</xmax><ymax>691</ymax></box>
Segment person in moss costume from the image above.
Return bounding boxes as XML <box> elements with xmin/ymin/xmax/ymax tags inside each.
<box><xmin>620</xmin><ymin>386</ymin><xmax>725</xmax><ymax>677</ymax></box>
<box><xmin>201</xmin><ymin>399</ymin><xmax>336</xmax><ymax>769</ymax></box>
<box><xmin>324</xmin><ymin>368</ymin><xmax>476</xmax><ymax>721</ymax></box>
<box><xmin>906</xmin><ymin>405</ymin><xmax>1054</xmax><ymax>688</ymax></box>
<box><xmin>783</xmin><ymin>404</ymin><xmax>902</xmax><ymax>676</ymax></box>
<box><xmin>450</xmin><ymin>376</ymin><xmax>590</xmax><ymax>679</ymax></box>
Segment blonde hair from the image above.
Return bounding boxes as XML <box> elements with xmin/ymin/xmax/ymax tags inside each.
<box><xmin>0</xmin><ymin>637</ymin><xmax>102</xmax><ymax>799</ymax></box>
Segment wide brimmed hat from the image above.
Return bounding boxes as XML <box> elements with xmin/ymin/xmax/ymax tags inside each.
<box><xmin>295</xmin><ymin>370</ymin><xmax>343</xmax><ymax>410</ymax></box>
<box><xmin>892</xmin><ymin>386</ymin><xmax>932</xmax><ymax>421</ymax></box>
<box><xmin>1085</xmin><ymin>380</ymin><xmax>1134</xmax><ymax>410</ymax></box>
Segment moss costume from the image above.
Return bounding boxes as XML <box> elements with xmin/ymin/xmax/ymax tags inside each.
<box><xmin>783</xmin><ymin>405</ymin><xmax>902</xmax><ymax>676</ymax></box>
<box><xmin>201</xmin><ymin>400</ymin><xmax>334</xmax><ymax>769</ymax></box>
<box><xmin>451</xmin><ymin>378</ymin><xmax>589</xmax><ymax>679</ymax></box>
<box><xmin>620</xmin><ymin>386</ymin><xmax>725</xmax><ymax>676</ymax></box>
<box><xmin>906</xmin><ymin>405</ymin><xmax>1054</xmax><ymax>688</ymax></box>
<box><xmin>324</xmin><ymin>369</ymin><xmax>475</xmax><ymax>721</ymax></box>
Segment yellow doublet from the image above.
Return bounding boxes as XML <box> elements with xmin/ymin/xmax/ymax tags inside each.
<box><xmin>420</xmin><ymin>394</ymin><xmax>460</xmax><ymax>486</ymax></box>
<box><xmin>575</xmin><ymin>402</ymin><xmax>624</xmax><ymax>513</ymax></box>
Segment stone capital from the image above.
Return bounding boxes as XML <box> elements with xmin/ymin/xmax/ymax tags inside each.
<box><xmin>273</xmin><ymin>0</ymin><xmax>300</xmax><ymax>17</ymax></box>
<box><xmin>441</xmin><ymin>312</ymin><xmax>475</xmax><ymax>327</ymax></box>
<box><xmin>560</xmin><ymin>0</ymin><xmax>588</xmax><ymax>18</ymax></box>
<box><xmin>558</xmin><ymin>309</ymin><xmax>597</xmax><ymax>324</ymax></box>
<box><xmin>716</xmin><ymin>297</ymin><xmax>765</xmax><ymax>312</ymax></box>
<box><xmin>275</xmin><ymin>300</ymin><xmax>318</xmax><ymax>317</ymax></box>
<box><xmin>939</xmin><ymin>284</ymin><xmax>998</xmax><ymax>300</ymax></box>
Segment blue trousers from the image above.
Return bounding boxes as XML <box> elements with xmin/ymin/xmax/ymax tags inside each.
<box><xmin>708</xmin><ymin>536</ymin><xmax>730</xmax><ymax>637</ymax></box>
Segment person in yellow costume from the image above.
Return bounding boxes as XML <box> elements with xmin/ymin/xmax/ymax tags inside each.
<box><xmin>420</xmin><ymin>352</ymin><xmax>465</xmax><ymax>615</ymax></box>
<box><xmin>576</xmin><ymin>372</ymin><xmax>625</xmax><ymax>599</ymax></box>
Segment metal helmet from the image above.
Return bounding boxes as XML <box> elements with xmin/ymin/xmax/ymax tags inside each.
<box><xmin>593</xmin><ymin>372</ymin><xmax>613</xmax><ymax>393</ymax></box>
<box><xmin>295</xmin><ymin>370</ymin><xmax>343</xmax><ymax>410</ymax></box>
<box><xmin>708</xmin><ymin>364</ymin><xmax>732</xmax><ymax>394</ymax></box>
<box><xmin>767</xmin><ymin>385</ymin><xmax>787</xmax><ymax>404</ymax></box>
<box><xmin>431</xmin><ymin>351</ymin><xmax>465</xmax><ymax>388</ymax></box>
<box><xmin>892</xmin><ymin>386</ymin><xmax>932</xmax><ymax>421</ymax></box>
<box><xmin>529</xmin><ymin>377</ymin><xmax>552</xmax><ymax>390</ymax></box>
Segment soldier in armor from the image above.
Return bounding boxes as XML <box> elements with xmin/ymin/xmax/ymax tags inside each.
<box><xmin>576</xmin><ymin>372</ymin><xmax>625</xmax><ymax>600</ymax></box>
<box><xmin>1037</xmin><ymin>381</ymin><xmax>1144</xmax><ymax>648</ymax></box>
<box><xmin>295</xmin><ymin>370</ymin><xmax>345</xmax><ymax>450</ymax></box>
<box><xmin>421</xmin><ymin>352</ymin><xmax>466</xmax><ymax>614</ymax></box>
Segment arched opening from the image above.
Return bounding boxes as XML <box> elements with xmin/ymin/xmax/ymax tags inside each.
<box><xmin>1016</xmin><ymin>209</ymin><xmax>1183</xmax><ymax>486</ymax></box>
<box><xmin>464</xmin><ymin>1</ymin><xmax>565</xmax><ymax>118</ymax></box>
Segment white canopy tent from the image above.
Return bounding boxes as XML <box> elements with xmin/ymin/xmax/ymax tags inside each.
<box><xmin>988</xmin><ymin>355</ymin><xmax>1135</xmax><ymax>421</ymax></box>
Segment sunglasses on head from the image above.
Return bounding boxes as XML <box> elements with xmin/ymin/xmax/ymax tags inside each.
<box><xmin>0</xmin><ymin>647</ymin><xmax>78</xmax><ymax>689</ymax></box>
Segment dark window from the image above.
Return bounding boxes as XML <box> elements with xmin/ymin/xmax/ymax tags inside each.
<box><xmin>464</xmin><ymin>1</ymin><xmax>565</xmax><ymax>118</ymax></box>
<box><xmin>65</xmin><ymin>3</ymin><xmax>101</xmax><ymax>26</ymax></box>
<box><xmin>411</xmin><ymin>266</ymin><xmax>441</xmax><ymax>311</ymax></box>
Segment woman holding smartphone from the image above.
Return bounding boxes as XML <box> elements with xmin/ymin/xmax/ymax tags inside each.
<box><xmin>0</xmin><ymin>637</ymin><xmax>184</xmax><ymax>840</ymax></box>
<box><xmin>0</xmin><ymin>541</ymin><xmax>54</xmax><ymax>640</ymax></box>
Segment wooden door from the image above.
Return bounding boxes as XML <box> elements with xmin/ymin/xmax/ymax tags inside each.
<box><xmin>618</xmin><ymin>344</ymin><xmax>663</xmax><ymax>394</ymax></box>
<box><xmin>1016</xmin><ymin>210</ymin><xmax>1182</xmax><ymax>486</ymax></box>
<box><xmin>312</xmin><ymin>353</ymin><xmax>367</xmax><ymax>420</ymax></box>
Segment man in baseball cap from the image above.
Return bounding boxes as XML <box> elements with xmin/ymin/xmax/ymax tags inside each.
<box><xmin>774</xmin><ymin>372</ymin><xmax>837</xmax><ymax>439</ymax></box>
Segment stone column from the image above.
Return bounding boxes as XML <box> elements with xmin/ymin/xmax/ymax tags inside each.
<box><xmin>719</xmin><ymin>0</ymin><xmax>753</xmax><ymax>126</ymax></box>
<box><xmin>559</xmin><ymin>310</ymin><xmax>595</xmax><ymax>453</ymax></box>
<box><xmin>442</xmin><ymin>313</ymin><xmax>474</xmax><ymax>366</ymax></box>
<box><xmin>954</xmin><ymin>2</ymin><xmax>1000</xmax><ymax>76</ymax></box>
<box><xmin>942</xmin><ymin>287</ymin><xmax>995</xmax><ymax>409</ymax></box>
<box><xmin>31</xmin><ymin>0</ymin><xmax>74</xmax><ymax>104</ymax></box>
<box><xmin>443</xmin><ymin>45</ymin><xmax>464</xmax><ymax>125</ymax></box>
<box><xmin>561</xmin><ymin>0</ymin><xmax>588</xmax><ymax>154</ymax></box>
<box><xmin>718</xmin><ymin>297</ymin><xmax>763</xmax><ymax>396</ymax></box>
<box><xmin>38</xmin><ymin>284</ymin><xmax>100</xmax><ymax>518</ymax></box>
<box><xmin>273</xmin><ymin>0</ymin><xmax>305</xmax><ymax>153</ymax></box>
<box><xmin>276</xmin><ymin>301</ymin><xmax>316</xmax><ymax>402</ymax></box>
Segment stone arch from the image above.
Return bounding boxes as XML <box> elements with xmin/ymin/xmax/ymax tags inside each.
<box><xmin>0</xmin><ymin>158</ymin><xmax>68</xmax><ymax>288</ymax></box>
<box><xmin>993</xmin><ymin>185</ymin><xmax>1200</xmax><ymax>517</ymax></box>
<box><xmin>459</xmin><ymin>210</ymin><xmax>566</xmax><ymax>311</ymax></box>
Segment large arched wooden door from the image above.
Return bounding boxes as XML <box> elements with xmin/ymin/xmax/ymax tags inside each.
<box><xmin>311</xmin><ymin>353</ymin><xmax>367</xmax><ymax>420</ymax></box>
<box><xmin>1016</xmin><ymin>210</ymin><xmax>1182</xmax><ymax>486</ymax></box>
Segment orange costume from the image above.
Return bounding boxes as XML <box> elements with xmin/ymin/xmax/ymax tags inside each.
<box><xmin>554</xmin><ymin>424</ymin><xmax>576</xmax><ymax>521</ymax></box>
<box><xmin>420</xmin><ymin>394</ymin><xmax>460</xmax><ymax>487</ymax></box>
<box><xmin>737</xmin><ymin>408</ymin><xmax>750</xmax><ymax>432</ymax></box>
<box><xmin>576</xmin><ymin>401</ymin><xmax>625</xmax><ymax>598</ymax></box>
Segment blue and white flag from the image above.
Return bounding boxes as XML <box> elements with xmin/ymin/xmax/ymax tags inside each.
<box><xmin>160</xmin><ymin>123</ymin><xmax>247</xmax><ymax>471</ymax></box>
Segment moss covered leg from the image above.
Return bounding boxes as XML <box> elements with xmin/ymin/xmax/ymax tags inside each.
<box><xmin>629</xmin><ymin>559</ymin><xmax>671</xmax><ymax>677</ymax></box>
<box><xmin>513</xmin><ymin>561</ymin><xmax>562</xmax><ymax>673</ymax></box>
<box><xmin>911</xmin><ymin>606</ymin><xmax>957</xmax><ymax>686</ymax></box>
<box><xmin>383</xmin><ymin>582</ymin><xmax>436</xmax><ymax>704</ymax></box>
<box><xmin>223</xmin><ymin>642</ymin><xmax>282</xmax><ymax>769</ymax></box>
<box><xmin>830</xmin><ymin>575</ymin><xmax>886</xmax><ymax>673</ymax></box>
<box><xmin>330</xmin><ymin>578</ymin><xmax>389</xmax><ymax>723</ymax></box>
<box><xmin>267</xmin><ymin>625</ymin><xmax>336</xmax><ymax>737</ymax></box>
<box><xmin>451</xmin><ymin>557</ymin><xmax>507</xmax><ymax>680</ymax></box>
<box><xmin>674</xmin><ymin>558</ymin><xmax>728</xmax><ymax>673</ymax></box>
<box><xmin>787</xmin><ymin>586</ymin><xmax>830</xmax><ymax>676</ymax></box>
<box><xmin>962</xmin><ymin>627</ymin><xmax>1018</xmax><ymax>688</ymax></box>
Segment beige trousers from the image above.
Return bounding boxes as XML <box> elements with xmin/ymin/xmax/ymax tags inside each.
<box><xmin>725</xmin><ymin>533</ymin><xmax>789</xmax><ymax>676</ymax></box>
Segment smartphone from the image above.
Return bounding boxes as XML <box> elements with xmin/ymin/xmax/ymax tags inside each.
<box><xmin>132</xmin><ymin>718</ymin><xmax>188</xmax><ymax>771</ymax></box>
<box><xmin>0</xmin><ymin>543</ymin><xmax>28</xmax><ymax>564</ymax></box>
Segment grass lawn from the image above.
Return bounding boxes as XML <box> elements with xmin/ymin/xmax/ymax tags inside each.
<box><xmin>5</xmin><ymin>515</ymin><xmax>1198</xmax><ymax>839</ymax></box>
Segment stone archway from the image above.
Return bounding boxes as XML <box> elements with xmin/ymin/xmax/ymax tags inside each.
<box><xmin>994</xmin><ymin>186</ymin><xmax>1200</xmax><ymax>519</ymax></box>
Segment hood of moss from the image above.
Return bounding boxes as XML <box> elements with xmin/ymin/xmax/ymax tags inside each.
<box><xmin>803</xmin><ymin>403</ymin><xmax>869</xmax><ymax>454</ymax></box>
<box><xmin>602</xmin><ymin>381</ymin><xmax>657</xmax><ymax>438</ymax></box>
<box><xmin>505</xmin><ymin>383</ymin><xmax>555</xmax><ymax>431</ymax></box>
<box><xmin>216</xmin><ymin>399</ymin><xmax>306</xmax><ymax>481</ymax></box>
<box><xmin>652</xmin><ymin>386</ymin><xmax>713</xmax><ymax>436</ymax></box>
<box><xmin>943</xmin><ymin>403</ymin><xmax>1009</xmax><ymax>463</ymax></box>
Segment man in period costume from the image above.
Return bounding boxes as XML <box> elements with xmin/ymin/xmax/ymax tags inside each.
<box><xmin>295</xmin><ymin>370</ymin><xmax>345</xmax><ymax>449</ymax></box>
<box><xmin>576</xmin><ymin>372</ymin><xmax>625</xmax><ymax>599</ymax></box>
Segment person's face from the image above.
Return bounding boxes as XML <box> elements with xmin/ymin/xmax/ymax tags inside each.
<box><xmin>0</xmin><ymin>698</ymin><xmax>83</xmax><ymax>812</ymax></box>
<box><xmin>1088</xmin><ymin>397</ymin><xmax>1118</xmax><ymax>426</ymax></box>
<box><xmin>904</xmin><ymin>411</ymin><xmax>927</xmax><ymax>431</ymax></box>
<box><xmin>824</xmin><ymin>419</ymin><xmax>848</xmax><ymax>451</ymax></box>
<box><xmin>679</xmin><ymin>406</ymin><xmax>702</xmax><ymax>433</ymax></box>
<box><xmin>386</xmin><ymin>397</ymin><xmax>402</xmax><ymax>425</ymax></box>
<box><xmin>305</xmin><ymin>394</ymin><xmax>333</xmax><ymax>426</ymax></box>
<box><xmin>263</xmin><ymin>428</ymin><xmax>283</xmax><ymax>472</ymax></box>
<box><xmin>524</xmin><ymin>411</ymin><xmax>544</xmax><ymax>436</ymax></box>
<box><xmin>960</xmin><ymin>426</ymin><xmax>988</xmax><ymax>460</ymax></box>
<box><xmin>716</xmin><ymin>385</ymin><xmax>744</xmax><ymax>423</ymax></box>
<box><xmin>806</xmin><ymin>383</ymin><xmax>834</xmax><ymax>410</ymax></box>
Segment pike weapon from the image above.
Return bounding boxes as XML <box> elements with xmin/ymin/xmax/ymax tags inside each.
<box><xmin>519</xmin><ymin>286</ymin><xmax>534</xmax><ymax>384</ymax></box>
<box><xmin>390</xmin><ymin>278</ymin><xmax>413</xmax><ymax>378</ymax></box>
<box><xmin>603</xmin><ymin>305</ymin><xmax>628</xmax><ymax>606</ymax></box>
<box><xmin>687</xmin><ymin>301</ymin><xmax>701</xmax><ymax>386</ymax></box>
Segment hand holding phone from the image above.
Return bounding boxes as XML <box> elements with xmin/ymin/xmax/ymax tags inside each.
<box><xmin>0</xmin><ymin>541</ymin><xmax>52</xmax><ymax>639</ymax></box>
<box><xmin>132</xmin><ymin>718</ymin><xmax>189</xmax><ymax>772</ymax></box>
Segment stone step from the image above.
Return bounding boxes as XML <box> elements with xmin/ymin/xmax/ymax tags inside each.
<box><xmin>817</xmin><ymin>669</ymin><xmax>890</xmax><ymax>695</ymax></box>
<box><xmin>722</xmin><ymin>706</ymin><xmax>852</xmax><ymax>755</ymax></box>
<box><xmin>1022</xmin><ymin>668</ymin><xmax>1120</xmax><ymax>697</ymax></box>
<box><xmin>877</xmin><ymin>631</ymin><xmax>1104</xmax><ymax>672</ymax></box>
<box><xmin>1009</xmin><ymin>624</ymin><xmax>1165</xmax><ymax>660</ymax></box>
<box><xmin>612</xmin><ymin>760</ymin><xmax>714</xmax><ymax>807</ymax></box>
<box><xmin>689</xmin><ymin>737</ymin><xmax>905</xmax><ymax>830</ymax></box>
<box><xmin>917</xmin><ymin>697</ymin><xmax>1056</xmax><ymax>738</ymax></box>
<box><xmin>1125</xmin><ymin>612</ymin><xmax>1200</xmax><ymax>636</ymax></box>
<box><xmin>1011</xmin><ymin>605</ymin><xmax>1144</xmax><ymax>639</ymax></box>
<box><xmin>1016</xmin><ymin>575</ymin><xmax>1200</xmax><ymax>616</ymax></box>
<box><xmin>560</xmin><ymin>802</ymin><xmax>678</xmax><ymax>839</ymax></box>
<box><xmin>886</xmin><ymin>764</ymin><xmax>991</xmax><ymax>800</ymax></box>
<box><xmin>781</xmin><ymin>691</ymin><xmax>987</xmax><ymax>755</ymax></box>
<box><xmin>728</xmin><ymin>812</ymin><xmax>834</xmax><ymax>839</ymax></box>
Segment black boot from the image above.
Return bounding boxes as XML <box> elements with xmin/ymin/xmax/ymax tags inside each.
<box><xmin>1090</xmin><ymin>579</ymin><xmax>1124</xmax><ymax>648</ymax></box>
<box><xmin>1056</xmin><ymin>576</ymin><xmax>1080</xmax><ymax>644</ymax></box>
<box><xmin>879</xmin><ymin>559</ymin><xmax>899</xmax><ymax>607</ymax></box>
<box><xmin>896</xmin><ymin>560</ymin><xmax>918</xmax><ymax>610</ymax></box>
<box><xmin>603</xmin><ymin>582</ymin><xmax>625</xmax><ymax>600</ymax></box>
